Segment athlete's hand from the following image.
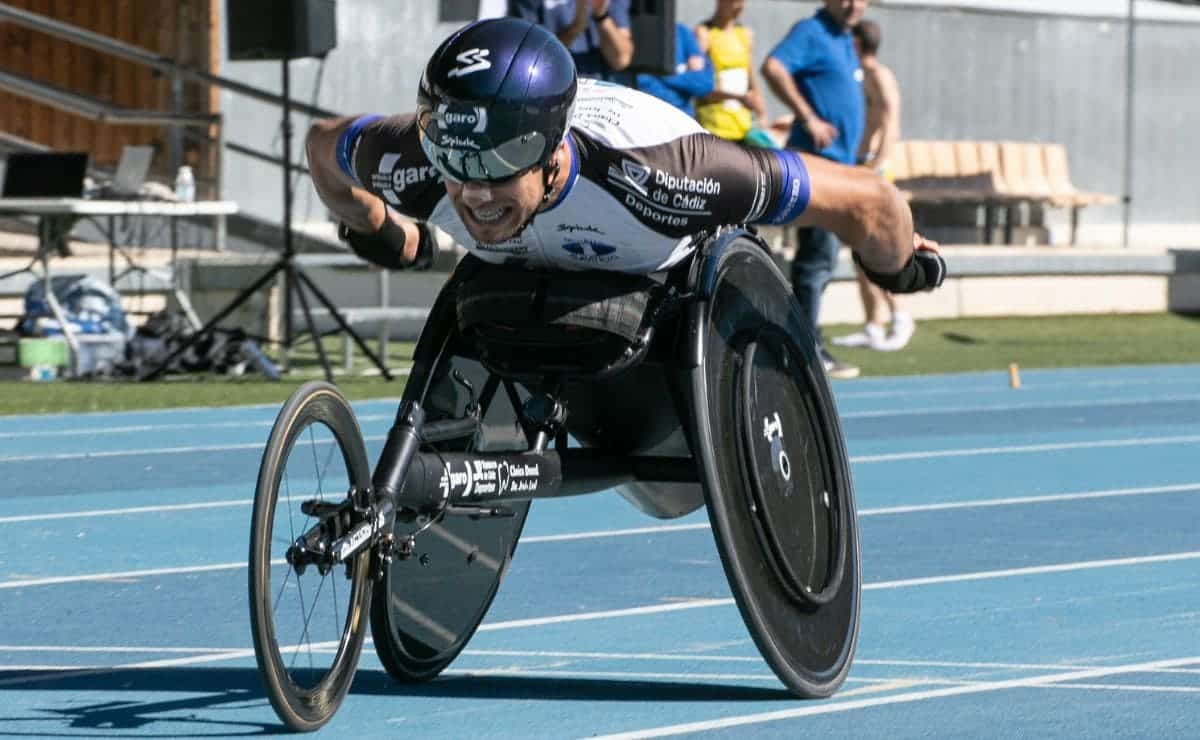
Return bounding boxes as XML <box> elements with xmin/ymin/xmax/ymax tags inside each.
<box><xmin>590</xmin><ymin>0</ymin><xmax>610</xmax><ymax>18</ymax></box>
<box><xmin>804</xmin><ymin>116</ymin><xmax>838</xmax><ymax>149</ymax></box>
<box><xmin>912</xmin><ymin>233</ymin><xmax>946</xmax><ymax>290</ymax></box>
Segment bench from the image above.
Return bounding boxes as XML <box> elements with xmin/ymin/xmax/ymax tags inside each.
<box><xmin>892</xmin><ymin>140</ymin><xmax>1116</xmax><ymax>245</ymax></box>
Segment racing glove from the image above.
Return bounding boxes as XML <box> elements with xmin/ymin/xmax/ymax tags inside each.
<box><xmin>338</xmin><ymin>204</ymin><xmax>435</xmax><ymax>271</ymax></box>
<box><xmin>853</xmin><ymin>241</ymin><xmax>946</xmax><ymax>294</ymax></box>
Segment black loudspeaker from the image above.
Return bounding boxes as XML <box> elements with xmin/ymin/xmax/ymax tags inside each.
<box><xmin>227</xmin><ymin>0</ymin><xmax>338</xmax><ymax>60</ymax></box>
<box><xmin>628</xmin><ymin>0</ymin><xmax>675</xmax><ymax>76</ymax></box>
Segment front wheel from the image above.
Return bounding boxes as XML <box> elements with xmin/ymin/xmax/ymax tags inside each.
<box><xmin>249</xmin><ymin>382</ymin><xmax>373</xmax><ymax>731</ymax></box>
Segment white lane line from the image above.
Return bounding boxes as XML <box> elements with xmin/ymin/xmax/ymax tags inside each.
<box><xmin>463</xmin><ymin>649</ymin><xmax>761</xmax><ymax>662</ymax></box>
<box><xmin>3</xmin><ymin>647</ymin><xmax>1190</xmax><ymax>681</ymax></box>
<box><xmin>521</xmin><ymin>523</ymin><xmax>712</xmax><ymax>543</ymax></box>
<box><xmin>0</xmin><ymin>397</ymin><xmax>404</xmax><ymax>423</ymax></box>
<box><xmin>476</xmin><ymin>599</ymin><xmax>734</xmax><ymax>631</ymax></box>
<box><xmin>0</xmin><ymin>499</ymin><xmax>254</xmax><ymax>524</ymax></box>
<box><xmin>852</xmin><ymin>434</ymin><xmax>1200</xmax><ymax>464</ymax></box>
<box><xmin>0</xmin><ymin>414</ymin><xmax>394</xmax><ymax>441</ymax></box>
<box><xmin>0</xmin><ymin>645</ymin><xmax>239</xmax><ymax>654</ymax></box>
<box><xmin>447</xmin><ymin>668</ymin><xmax>783</xmax><ymax>682</ymax></box>
<box><xmin>0</xmin><ymin>434</ymin><xmax>388</xmax><ymax>463</ymax></box>
<box><xmin>0</xmin><ymin>560</ymin><xmax>274</xmax><ymax>590</ymax></box>
<box><xmin>863</xmin><ymin>551</ymin><xmax>1200</xmax><ymax>590</ymax></box>
<box><xmin>7</xmin><ymin>480</ymin><xmax>1198</xmax><ymax>530</ymax></box>
<box><xmin>840</xmin><ymin>394</ymin><xmax>1200</xmax><ymax>419</ymax></box>
<box><xmin>4</xmin><ymin>533</ymin><xmax>1200</xmax><ymax>593</ymax></box>
<box><xmin>585</xmin><ymin>656</ymin><xmax>1200</xmax><ymax>740</ymax></box>
<box><xmin>859</xmin><ymin>482</ymin><xmax>1200</xmax><ymax>516</ymax></box>
<box><xmin>836</xmin><ymin>374</ymin><xmax>1200</xmax><ymax>401</ymax></box>
<box><xmin>1046</xmin><ymin>682</ymin><xmax>1200</xmax><ymax>694</ymax></box>
<box><xmin>3</xmin><ymin>431</ymin><xmax>1195</xmax><ymax>466</ymax></box>
<box><xmin>4</xmin><ymin>392</ymin><xmax>1195</xmax><ymax>439</ymax></box>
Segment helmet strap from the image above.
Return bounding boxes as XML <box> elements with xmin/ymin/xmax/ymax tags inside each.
<box><xmin>539</xmin><ymin>157</ymin><xmax>562</xmax><ymax>207</ymax></box>
<box><xmin>504</xmin><ymin>156</ymin><xmax>562</xmax><ymax>240</ymax></box>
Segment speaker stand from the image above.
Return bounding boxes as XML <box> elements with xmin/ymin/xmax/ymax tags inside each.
<box><xmin>140</xmin><ymin>56</ymin><xmax>392</xmax><ymax>383</ymax></box>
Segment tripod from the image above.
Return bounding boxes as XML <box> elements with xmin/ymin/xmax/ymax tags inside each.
<box><xmin>140</xmin><ymin>56</ymin><xmax>392</xmax><ymax>382</ymax></box>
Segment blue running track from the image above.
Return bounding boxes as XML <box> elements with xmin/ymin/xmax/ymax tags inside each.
<box><xmin>0</xmin><ymin>363</ymin><xmax>1198</xmax><ymax>738</ymax></box>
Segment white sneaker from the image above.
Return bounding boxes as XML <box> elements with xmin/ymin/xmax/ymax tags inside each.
<box><xmin>875</xmin><ymin>313</ymin><xmax>915</xmax><ymax>352</ymax></box>
<box><xmin>831</xmin><ymin>322</ymin><xmax>886</xmax><ymax>349</ymax></box>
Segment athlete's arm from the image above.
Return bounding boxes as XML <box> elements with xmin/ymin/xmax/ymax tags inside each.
<box><xmin>306</xmin><ymin>116</ymin><xmax>423</xmax><ymax>266</ymax></box>
<box><xmin>792</xmin><ymin>153</ymin><xmax>943</xmax><ymax>291</ymax></box>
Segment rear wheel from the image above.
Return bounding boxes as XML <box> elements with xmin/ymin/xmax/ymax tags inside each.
<box><xmin>249</xmin><ymin>381</ymin><xmax>373</xmax><ymax>731</ymax></box>
<box><xmin>690</xmin><ymin>236</ymin><xmax>861</xmax><ymax>697</ymax></box>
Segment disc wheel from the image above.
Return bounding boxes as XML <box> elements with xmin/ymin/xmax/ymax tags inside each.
<box><xmin>368</xmin><ymin>278</ymin><xmax>533</xmax><ymax>684</ymax></box>
<box><xmin>690</xmin><ymin>236</ymin><xmax>861</xmax><ymax>698</ymax></box>
<box><xmin>370</xmin><ymin>353</ymin><xmax>532</xmax><ymax>682</ymax></box>
<box><xmin>249</xmin><ymin>381</ymin><xmax>373</xmax><ymax>731</ymax></box>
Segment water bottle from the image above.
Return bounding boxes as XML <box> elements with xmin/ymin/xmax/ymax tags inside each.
<box><xmin>174</xmin><ymin>165</ymin><xmax>196</xmax><ymax>203</ymax></box>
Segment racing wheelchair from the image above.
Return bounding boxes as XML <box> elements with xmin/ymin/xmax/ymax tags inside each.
<box><xmin>247</xmin><ymin>228</ymin><xmax>861</xmax><ymax>731</ymax></box>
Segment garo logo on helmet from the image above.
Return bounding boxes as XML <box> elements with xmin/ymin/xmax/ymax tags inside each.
<box><xmin>436</xmin><ymin>103</ymin><xmax>488</xmax><ymax>133</ymax></box>
<box><xmin>447</xmin><ymin>48</ymin><xmax>492</xmax><ymax>77</ymax></box>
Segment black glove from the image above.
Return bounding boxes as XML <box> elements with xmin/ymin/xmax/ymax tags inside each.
<box><xmin>338</xmin><ymin>205</ymin><xmax>435</xmax><ymax>271</ymax></box>
<box><xmin>854</xmin><ymin>245</ymin><xmax>946</xmax><ymax>294</ymax></box>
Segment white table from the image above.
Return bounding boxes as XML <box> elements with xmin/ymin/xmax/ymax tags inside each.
<box><xmin>0</xmin><ymin>198</ymin><xmax>238</xmax><ymax>373</ymax></box>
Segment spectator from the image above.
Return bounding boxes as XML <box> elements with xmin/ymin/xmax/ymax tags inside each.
<box><xmin>833</xmin><ymin>18</ymin><xmax>914</xmax><ymax>352</ymax></box>
<box><xmin>693</xmin><ymin>0</ymin><xmax>775</xmax><ymax>148</ymax></box>
<box><xmin>511</xmin><ymin>0</ymin><xmax>634</xmax><ymax>82</ymax></box>
<box><xmin>761</xmin><ymin>0</ymin><xmax>868</xmax><ymax>379</ymax></box>
<box><xmin>635</xmin><ymin>23</ymin><xmax>714</xmax><ymax>116</ymax></box>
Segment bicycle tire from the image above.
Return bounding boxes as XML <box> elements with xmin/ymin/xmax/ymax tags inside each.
<box><xmin>249</xmin><ymin>381</ymin><xmax>373</xmax><ymax>731</ymax></box>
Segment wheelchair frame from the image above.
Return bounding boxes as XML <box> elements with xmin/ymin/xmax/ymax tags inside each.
<box><xmin>250</xmin><ymin>227</ymin><xmax>860</xmax><ymax>732</ymax></box>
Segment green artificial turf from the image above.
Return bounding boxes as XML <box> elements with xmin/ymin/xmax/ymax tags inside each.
<box><xmin>0</xmin><ymin>313</ymin><xmax>1197</xmax><ymax>416</ymax></box>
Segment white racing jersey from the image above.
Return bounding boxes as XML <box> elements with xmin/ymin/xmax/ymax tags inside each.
<box><xmin>340</xmin><ymin>79</ymin><xmax>812</xmax><ymax>273</ymax></box>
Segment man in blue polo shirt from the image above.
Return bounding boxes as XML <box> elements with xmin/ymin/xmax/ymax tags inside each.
<box><xmin>511</xmin><ymin>0</ymin><xmax>634</xmax><ymax>83</ymax></box>
<box><xmin>762</xmin><ymin>0</ymin><xmax>867</xmax><ymax>379</ymax></box>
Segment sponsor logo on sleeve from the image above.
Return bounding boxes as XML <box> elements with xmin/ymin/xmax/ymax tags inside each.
<box><xmin>370</xmin><ymin>153</ymin><xmax>441</xmax><ymax>205</ymax></box>
<box><xmin>604</xmin><ymin>159</ymin><xmax>721</xmax><ymax>227</ymax></box>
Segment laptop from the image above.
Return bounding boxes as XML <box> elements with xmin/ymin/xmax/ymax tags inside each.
<box><xmin>0</xmin><ymin>151</ymin><xmax>89</xmax><ymax>198</ymax></box>
<box><xmin>101</xmin><ymin>145</ymin><xmax>155</xmax><ymax>199</ymax></box>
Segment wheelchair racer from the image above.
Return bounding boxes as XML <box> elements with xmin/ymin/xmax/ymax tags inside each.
<box><xmin>306</xmin><ymin>17</ymin><xmax>945</xmax><ymax>297</ymax></box>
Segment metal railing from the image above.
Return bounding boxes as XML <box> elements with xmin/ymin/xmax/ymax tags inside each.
<box><xmin>0</xmin><ymin>1</ymin><xmax>332</xmax><ymax>193</ymax></box>
<box><xmin>0</xmin><ymin>70</ymin><xmax>220</xmax><ymax>128</ymax></box>
<box><xmin>0</xmin><ymin>2</ymin><xmax>336</xmax><ymax>119</ymax></box>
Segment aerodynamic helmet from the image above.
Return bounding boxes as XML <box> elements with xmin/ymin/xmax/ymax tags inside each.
<box><xmin>416</xmin><ymin>17</ymin><xmax>578</xmax><ymax>183</ymax></box>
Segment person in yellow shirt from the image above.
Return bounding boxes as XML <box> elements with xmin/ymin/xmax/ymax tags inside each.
<box><xmin>694</xmin><ymin>0</ymin><xmax>776</xmax><ymax>148</ymax></box>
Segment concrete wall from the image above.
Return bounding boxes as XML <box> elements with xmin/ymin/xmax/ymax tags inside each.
<box><xmin>216</xmin><ymin>0</ymin><xmax>1200</xmax><ymax>244</ymax></box>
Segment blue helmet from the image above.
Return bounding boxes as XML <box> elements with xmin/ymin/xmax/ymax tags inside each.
<box><xmin>416</xmin><ymin>18</ymin><xmax>577</xmax><ymax>183</ymax></box>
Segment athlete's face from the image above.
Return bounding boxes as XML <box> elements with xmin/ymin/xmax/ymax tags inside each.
<box><xmin>824</xmin><ymin>0</ymin><xmax>868</xmax><ymax>29</ymax></box>
<box><xmin>443</xmin><ymin>141</ymin><xmax>569</xmax><ymax>244</ymax></box>
<box><xmin>444</xmin><ymin>168</ymin><xmax>545</xmax><ymax>244</ymax></box>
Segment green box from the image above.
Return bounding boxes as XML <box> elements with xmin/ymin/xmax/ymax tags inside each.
<box><xmin>17</xmin><ymin>337</ymin><xmax>70</xmax><ymax>368</ymax></box>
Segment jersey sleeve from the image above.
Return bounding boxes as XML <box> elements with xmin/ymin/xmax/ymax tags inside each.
<box><xmin>574</xmin><ymin>130</ymin><xmax>810</xmax><ymax>238</ymax></box>
<box><xmin>336</xmin><ymin>113</ymin><xmax>446</xmax><ymax>221</ymax></box>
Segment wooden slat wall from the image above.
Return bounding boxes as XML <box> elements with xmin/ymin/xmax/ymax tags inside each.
<box><xmin>0</xmin><ymin>0</ymin><xmax>218</xmax><ymax>186</ymax></box>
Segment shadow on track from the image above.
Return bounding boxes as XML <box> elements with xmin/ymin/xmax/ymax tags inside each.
<box><xmin>0</xmin><ymin>665</ymin><xmax>793</xmax><ymax>736</ymax></box>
